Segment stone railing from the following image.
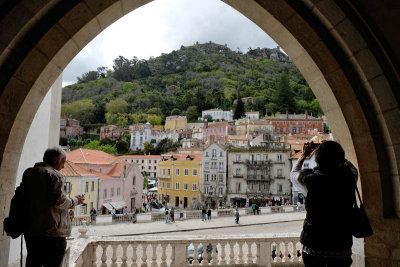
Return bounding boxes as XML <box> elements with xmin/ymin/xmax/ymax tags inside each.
<box><xmin>73</xmin><ymin>235</ymin><xmax>303</xmax><ymax>266</ymax></box>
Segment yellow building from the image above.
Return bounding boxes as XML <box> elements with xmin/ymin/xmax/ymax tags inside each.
<box><xmin>158</xmin><ymin>154</ymin><xmax>202</xmax><ymax>209</ymax></box>
<box><xmin>165</xmin><ymin>116</ymin><xmax>187</xmax><ymax>131</ymax></box>
<box><xmin>61</xmin><ymin>160</ymin><xmax>99</xmax><ymax>216</ymax></box>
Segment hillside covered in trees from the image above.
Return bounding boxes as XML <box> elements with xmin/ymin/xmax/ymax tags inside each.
<box><xmin>62</xmin><ymin>42</ymin><xmax>322</xmax><ymax>128</ymax></box>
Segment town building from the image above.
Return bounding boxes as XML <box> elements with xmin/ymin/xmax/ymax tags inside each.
<box><xmin>67</xmin><ymin>148</ymin><xmax>143</xmax><ymax>213</ymax></box>
<box><xmin>100</xmin><ymin>125</ymin><xmax>129</xmax><ymax>141</ymax></box>
<box><xmin>265</xmin><ymin>111</ymin><xmax>323</xmax><ymax>135</ymax></box>
<box><xmin>118</xmin><ymin>155</ymin><xmax>161</xmax><ymax>178</ymax></box>
<box><xmin>201</xmin><ymin>108</ymin><xmax>233</xmax><ymax>121</ymax></box>
<box><xmin>227</xmin><ymin>147</ymin><xmax>292</xmax><ymax>208</ymax></box>
<box><xmin>186</xmin><ymin>122</ymin><xmax>204</xmax><ymax>140</ymax></box>
<box><xmin>60</xmin><ymin>117</ymin><xmax>83</xmax><ymax>138</ymax></box>
<box><xmin>235</xmin><ymin>118</ymin><xmax>274</xmax><ymax>137</ymax></box>
<box><xmin>245</xmin><ymin>111</ymin><xmax>260</xmax><ymax>119</ymax></box>
<box><xmin>165</xmin><ymin>116</ymin><xmax>187</xmax><ymax>131</ymax></box>
<box><xmin>227</xmin><ymin>135</ymin><xmax>249</xmax><ymax>148</ymax></box>
<box><xmin>201</xmin><ymin>143</ymin><xmax>228</xmax><ymax>208</ymax></box>
<box><xmin>203</xmin><ymin>121</ymin><xmax>236</xmax><ymax>143</ymax></box>
<box><xmin>281</xmin><ymin>133</ymin><xmax>333</xmax><ymax>153</ymax></box>
<box><xmin>181</xmin><ymin>138</ymin><xmax>202</xmax><ymax>148</ymax></box>
<box><xmin>61</xmin><ymin>160</ymin><xmax>99</xmax><ymax>216</ymax></box>
<box><xmin>177</xmin><ymin>147</ymin><xmax>202</xmax><ymax>155</ymax></box>
<box><xmin>157</xmin><ymin>154</ymin><xmax>202</xmax><ymax>209</ymax></box>
<box><xmin>289</xmin><ymin>150</ymin><xmax>317</xmax><ymax>204</ymax></box>
<box><xmin>130</xmin><ymin>123</ymin><xmax>179</xmax><ymax>151</ymax></box>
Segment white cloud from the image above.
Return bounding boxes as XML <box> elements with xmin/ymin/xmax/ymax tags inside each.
<box><xmin>62</xmin><ymin>0</ymin><xmax>277</xmax><ymax>86</ymax></box>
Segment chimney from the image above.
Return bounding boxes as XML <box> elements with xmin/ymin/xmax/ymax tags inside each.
<box><xmin>305</xmin><ymin>110</ymin><xmax>308</xmax><ymax>120</ymax></box>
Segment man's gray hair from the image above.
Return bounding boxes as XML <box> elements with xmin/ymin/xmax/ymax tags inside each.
<box><xmin>43</xmin><ymin>147</ymin><xmax>67</xmax><ymax>164</ymax></box>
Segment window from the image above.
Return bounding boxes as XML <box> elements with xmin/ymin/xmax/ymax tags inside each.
<box><xmin>236</xmin><ymin>154</ymin><xmax>241</xmax><ymax>161</ymax></box>
<box><xmin>205</xmin><ymin>174</ymin><xmax>209</xmax><ymax>181</ymax></box>
<box><xmin>184</xmin><ymin>168</ymin><xmax>189</xmax><ymax>176</ymax></box>
<box><xmin>219</xmin><ymin>162</ymin><xmax>224</xmax><ymax>171</ymax></box>
<box><xmin>148</xmin><ymin>166</ymin><xmax>151</xmax><ymax>170</ymax></box>
<box><xmin>184</xmin><ymin>183</ymin><xmax>188</xmax><ymax>190</ymax></box>
<box><xmin>205</xmin><ymin>162</ymin><xmax>209</xmax><ymax>171</ymax></box>
<box><xmin>90</xmin><ymin>202</ymin><xmax>93</xmax><ymax>211</ymax></box>
<box><xmin>236</xmin><ymin>183</ymin><xmax>241</xmax><ymax>192</ymax></box>
<box><xmin>205</xmin><ymin>187</ymin><xmax>209</xmax><ymax>194</ymax></box>
<box><xmin>277</xmin><ymin>169</ymin><xmax>283</xmax><ymax>176</ymax></box>
<box><xmin>83</xmin><ymin>204</ymin><xmax>87</xmax><ymax>215</ymax></box>
<box><xmin>175</xmin><ymin>182</ymin><xmax>180</xmax><ymax>190</ymax></box>
<box><xmin>142</xmin><ymin>160</ymin><xmax>144</xmax><ymax>163</ymax></box>
<box><xmin>84</xmin><ymin>182</ymin><xmax>88</xmax><ymax>194</ymax></box>
<box><xmin>192</xmin><ymin>183</ymin><xmax>197</xmax><ymax>191</ymax></box>
<box><xmin>162</xmin><ymin>182</ymin><xmax>165</xmax><ymax>188</ymax></box>
<box><xmin>236</xmin><ymin>168</ymin><xmax>241</xmax><ymax>175</ymax></box>
<box><xmin>91</xmin><ymin>181</ymin><xmax>94</xmax><ymax>192</ymax></box>
<box><xmin>219</xmin><ymin>187</ymin><xmax>223</xmax><ymax>195</ymax></box>
<box><xmin>104</xmin><ymin>189</ymin><xmax>107</xmax><ymax>198</ymax></box>
<box><xmin>176</xmin><ymin>168</ymin><xmax>180</xmax><ymax>176</ymax></box>
<box><xmin>154</xmin><ymin>166</ymin><xmax>157</xmax><ymax>170</ymax></box>
<box><xmin>163</xmin><ymin>169</ymin><xmax>165</xmax><ymax>176</ymax></box>
<box><xmin>277</xmin><ymin>154</ymin><xmax>282</xmax><ymax>161</ymax></box>
<box><xmin>220</xmin><ymin>151</ymin><xmax>223</xmax><ymax>157</ymax></box>
<box><xmin>211</xmin><ymin>162</ymin><xmax>217</xmax><ymax>169</ymax></box>
<box><xmin>193</xmin><ymin>169</ymin><xmax>198</xmax><ymax>175</ymax></box>
<box><xmin>219</xmin><ymin>174</ymin><xmax>223</xmax><ymax>182</ymax></box>
<box><xmin>65</xmin><ymin>182</ymin><xmax>71</xmax><ymax>193</ymax></box>
<box><xmin>206</xmin><ymin>152</ymin><xmax>209</xmax><ymax>157</ymax></box>
<box><xmin>278</xmin><ymin>184</ymin><xmax>283</xmax><ymax>193</ymax></box>
<box><xmin>149</xmin><ymin>160</ymin><xmax>151</xmax><ymax>164</ymax></box>
<box><xmin>212</xmin><ymin>149</ymin><xmax>217</xmax><ymax>158</ymax></box>
<box><xmin>133</xmin><ymin>176</ymin><xmax>136</xmax><ymax>186</ymax></box>
<box><xmin>136</xmin><ymin>160</ymin><xmax>139</xmax><ymax>163</ymax></box>
<box><xmin>111</xmin><ymin>188</ymin><xmax>114</xmax><ymax>197</ymax></box>
<box><xmin>264</xmin><ymin>184</ymin><xmax>268</xmax><ymax>190</ymax></box>
<box><xmin>167</xmin><ymin>168</ymin><xmax>171</xmax><ymax>177</ymax></box>
<box><xmin>250</xmin><ymin>183</ymin><xmax>254</xmax><ymax>190</ymax></box>
<box><xmin>154</xmin><ymin>160</ymin><xmax>157</xmax><ymax>164</ymax></box>
<box><xmin>167</xmin><ymin>183</ymin><xmax>170</xmax><ymax>189</ymax></box>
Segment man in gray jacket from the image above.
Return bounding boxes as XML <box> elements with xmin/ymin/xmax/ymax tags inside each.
<box><xmin>23</xmin><ymin>147</ymin><xmax>84</xmax><ymax>266</ymax></box>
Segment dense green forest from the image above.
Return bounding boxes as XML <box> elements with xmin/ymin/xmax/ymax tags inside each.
<box><xmin>62</xmin><ymin>42</ymin><xmax>322</xmax><ymax>128</ymax></box>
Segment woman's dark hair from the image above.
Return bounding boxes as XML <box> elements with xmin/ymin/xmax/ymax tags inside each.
<box><xmin>43</xmin><ymin>147</ymin><xmax>66</xmax><ymax>165</ymax></box>
<box><xmin>314</xmin><ymin>141</ymin><xmax>345</xmax><ymax>168</ymax></box>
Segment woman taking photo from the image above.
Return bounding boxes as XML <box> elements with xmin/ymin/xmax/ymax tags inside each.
<box><xmin>290</xmin><ymin>141</ymin><xmax>358</xmax><ymax>267</ymax></box>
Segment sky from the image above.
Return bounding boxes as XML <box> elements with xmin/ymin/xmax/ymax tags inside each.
<box><xmin>62</xmin><ymin>0</ymin><xmax>278</xmax><ymax>87</ymax></box>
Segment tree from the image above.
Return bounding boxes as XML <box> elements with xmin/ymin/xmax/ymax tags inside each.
<box><xmin>61</xmin><ymin>99</ymin><xmax>96</xmax><ymax>124</ymax></box>
<box><xmin>83</xmin><ymin>140</ymin><xmax>117</xmax><ymax>154</ymax></box>
<box><xmin>100</xmin><ymin>137</ymin><xmax>112</xmax><ymax>146</ymax></box>
<box><xmin>144</xmin><ymin>142</ymin><xmax>155</xmax><ymax>155</ymax></box>
<box><xmin>143</xmin><ymin>177</ymin><xmax>149</xmax><ymax>189</ymax></box>
<box><xmin>106</xmin><ymin>99</ymin><xmax>129</xmax><ymax>114</ymax></box>
<box><xmin>170</xmin><ymin>108</ymin><xmax>181</xmax><ymax>116</ymax></box>
<box><xmin>147</xmin><ymin>114</ymin><xmax>162</xmax><ymax>125</ymax></box>
<box><xmin>203</xmin><ymin>114</ymin><xmax>213</xmax><ymax>122</ymax></box>
<box><xmin>275</xmin><ymin>74</ymin><xmax>297</xmax><ymax>113</ymax></box>
<box><xmin>186</xmin><ymin>106</ymin><xmax>199</xmax><ymax>122</ymax></box>
<box><xmin>116</xmin><ymin>140</ymin><xmax>129</xmax><ymax>154</ymax></box>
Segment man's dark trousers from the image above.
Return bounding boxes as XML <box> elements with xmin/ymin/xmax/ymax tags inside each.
<box><xmin>25</xmin><ymin>236</ymin><xmax>67</xmax><ymax>267</ymax></box>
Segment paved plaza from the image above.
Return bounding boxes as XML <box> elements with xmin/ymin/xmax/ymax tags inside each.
<box><xmin>70</xmin><ymin>212</ymin><xmax>306</xmax><ymax>239</ymax></box>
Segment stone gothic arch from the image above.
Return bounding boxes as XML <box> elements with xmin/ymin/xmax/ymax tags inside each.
<box><xmin>0</xmin><ymin>0</ymin><xmax>399</xmax><ymax>265</ymax></box>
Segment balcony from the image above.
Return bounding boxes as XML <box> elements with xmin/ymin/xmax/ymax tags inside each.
<box><xmin>275</xmin><ymin>176</ymin><xmax>285</xmax><ymax>179</ymax></box>
<box><xmin>72</xmin><ymin>235</ymin><xmax>303</xmax><ymax>266</ymax></box>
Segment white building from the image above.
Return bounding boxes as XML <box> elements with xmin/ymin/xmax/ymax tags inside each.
<box><xmin>289</xmin><ymin>151</ymin><xmax>317</xmax><ymax>204</ymax></box>
<box><xmin>227</xmin><ymin>148</ymin><xmax>292</xmax><ymax>207</ymax></box>
<box><xmin>130</xmin><ymin>123</ymin><xmax>179</xmax><ymax>150</ymax></box>
<box><xmin>201</xmin><ymin>143</ymin><xmax>228</xmax><ymax>208</ymax></box>
<box><xmin>245</xmin><ymin>111</ymin><xmax>260</xmax><ymax>119</ymax></box>
<box><xmin>202</xmin><ymin>109</ymin><xmax>233</xmax><ymax>121</ymax></box>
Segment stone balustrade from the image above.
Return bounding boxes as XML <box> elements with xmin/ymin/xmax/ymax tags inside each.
<box><xmin>73</xmin><ymin>234</ymin><xmax>303</xmax><ymax>266</ymax></box>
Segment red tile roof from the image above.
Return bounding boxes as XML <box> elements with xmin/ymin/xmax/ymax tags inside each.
<box><xmin>60</xmin><ymin>160</ymin><xmax>97</xmax><ymax>177</ymax></box>
<box><xmin>67</xmin><ymin>148</ymin><xmax>116</xmax><ymax>165</ymax></box>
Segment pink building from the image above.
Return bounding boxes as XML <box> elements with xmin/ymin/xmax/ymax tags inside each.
<box><xmin>202</xmin><ymin>121</ymin><xmax>236</xmax><ymax>142</ymax></box>
<box><xmin>67</xmin><ymin>148</ymin><xmax>143</xmax><ymax>213</ymax></box>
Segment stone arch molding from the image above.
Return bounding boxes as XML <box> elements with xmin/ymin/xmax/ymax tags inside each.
<box><xmin>0</xmin><ymin>0</ymin><xmax>399</xmax><ymax>265</ymax></box>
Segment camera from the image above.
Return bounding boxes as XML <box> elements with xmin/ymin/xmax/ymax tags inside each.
<box><xmin>310</xmin><ymin>142</ymin><xmax>320</xmax><ymax>149</ymax></box>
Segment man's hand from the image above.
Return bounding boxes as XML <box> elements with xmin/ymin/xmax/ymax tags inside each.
<box><xmin>75</xmin><ymin>195</ymin><xmax>85</xmax><ymax>205</ymax></box>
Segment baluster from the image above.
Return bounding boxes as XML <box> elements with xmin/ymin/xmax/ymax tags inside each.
<box><xmin>91</xmin><ymin>244</ymin><xmax>98</xmax><ymax>267</ymax></box>
<box><xmin>160</xmin><ymin>243</ymin><xmax>168</xmax><ymax>267</ymax></box>
<box><xmin>121</xmin><ymin>244</ymin><xmax>128</xmax><ymax>267</ymax></box>
<box><xmin>226</xmin><ymin>242</ymin><xmax>233</xmax><ymax>265</ymax></box>
<box><xmin>211</xmin><ymin>242</ymin><xmax>218</xmax><ymax>265</ymax></box>
<box><xmin>192</xmin><ymin>242</ymin><xmax>199</xmax><ymax>266</ymax></box>
<box><xmin>150</xmin><ymin>243</ymin><xmax>157</xmax><ymax>267</ymax></box>
<box><xmin>131</xmin><ymin>244</ymin><xmax>138</xmax><ymax>267</ymax></box>
<box><xmin>170</xmin><ymin>243</ymin><xmax>176</xmax><ymax>266</ymax></box>
<box><xmin>237</xmin><ymin>241</ymin><xmax>244</xmax><ymax>264</ymax></box>
<box><xmin>287</xmin><ymin>241</ymin><xmax>294</xmax><ymax>262</ymax></box>
<box><xmin>256</xmin><ymin>242</ymin><xmax>260</xmax><ymax>264</ymax></box>
<box><xmin>281</xmin><ymin>241</ymin><xmax>287</xmax><ymax>262</ymax></box>
<box><xmin>111</xmin><ymin>244</ymin><xmax>118</xmax><ymax>267</ymax></box>
<box><xmin>219</xmin><ymin>242</ymin><xmax>226</xmax><ymax>265</ymax></box>
<box><xmin>100</xmin><ymin>244</ymin><xmax>108</xmax><ymax>267</ymax></box>
<box><xmin>142</xmin><ymin>244</ymin><xmax>148</xmax><ymax>267</ymax></box>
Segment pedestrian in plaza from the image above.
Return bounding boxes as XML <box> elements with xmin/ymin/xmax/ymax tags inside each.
<box><xmin>252</xmin><ymin>203</ymin><xmax>256</xmax><ymax>215</ymax></box>
<box><xmin>22</xmin><ymin>147</ymin><xmax>85</xmax><ymax>266</ymax></box>
<box><xmin>234</xmin><ymin>207</ymin><xmax>239</xmax><ymax>224</ymax></box>
<box><xmin>201</xmin><ymin>206</ymin><xmax>207</xmax><ymax>221</ymax></box>
<box><xmin>90</xmin><ymin>208</ymin><xmax>96</xmax><ymax>222</ymax></box>
<box><xmin>207</xmin><ymin>208</ymin><xmax>211</xmax><ymax>220</ymax></box>
<box><xmin>69</xmin><ymin>209</ymin><xmax>74</xmax><ymax>222</ymax></box>
<box><xmin>290</xmin><ymin>141</ymin><xmax>358</xmax><ymax>267</ymax></box>
<box><xmin>297</xmin><ymin>201</ymin><xmax>302</xmax><ymax>212</ymax></box>
<box><xmin>165</xmin><ymin>208</ymin><xmax>170</xmax><ymax>224</ymax></box>
<box><xmin>170</xmin><ymin>207</ymin><xmax>175</xmax><ymax>222</ymax></box>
